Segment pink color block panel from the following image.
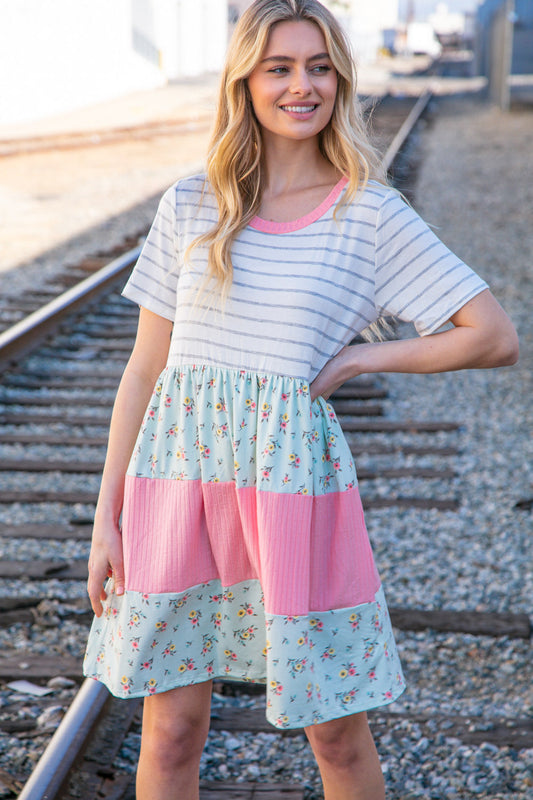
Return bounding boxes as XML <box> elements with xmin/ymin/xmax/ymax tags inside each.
<box><xmin>202</xmin><ymin>482</ymin><xmax>257</xmax><ymax>585</ymax></box>
<box><xmin>236</xmin><ymin>487</ymin><xmax>313</xmax><ymax>615</ymax></box>
<box><xmin>122</xmin><ymin>477</ymin><xmax>379</xmax><ymax>614</ymax></box>
<box><xmin>123</xmin><ymin>476</ymin><xmax>219</xmax><ymax>593</ymax></box>
<box><xmin>310</xmin><ymin>492</ymin><xmax>380</xmax><ymax>612</ymax></box>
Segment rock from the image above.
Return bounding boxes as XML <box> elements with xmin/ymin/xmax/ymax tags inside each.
<box><xmin>47</xmin><ymin>676</ymin><xmax>76</xmax><ymax>690</ymax></box>
<box><xmin>36</xmin><ymin>705</ymin><xmax>64</xmax><ymax>730</ymax></box>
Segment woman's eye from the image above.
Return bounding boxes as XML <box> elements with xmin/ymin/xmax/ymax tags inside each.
<box><xmin>266</xmin><ymin>64</ymin><xmax>331</xmax><ymax>75</ymax></box>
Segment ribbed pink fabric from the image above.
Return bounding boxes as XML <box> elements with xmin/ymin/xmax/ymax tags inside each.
<box><xmin>236</xmin><ymin>487</ymin><xmax>313</xmax><ymax>614</ymax></box>
<box><xmin>123</xmin><ymin>476</ymin><xmax>380</xmax><ymax>615</ymax></box>
<box><xmin>122</xmin><ymin>476</ymin><xmax>219</xmax><ymax>593</ymax></box>
<box><xmin>311</xmin><ymin>490</ymin><xmax>380</xmax><ymax>610</ymax></box>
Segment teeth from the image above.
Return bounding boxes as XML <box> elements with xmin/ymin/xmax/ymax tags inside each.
<box><xmin>282</xmin><ymin>105</ymin><xmax>316</xmax><ymax>113</ymax></box>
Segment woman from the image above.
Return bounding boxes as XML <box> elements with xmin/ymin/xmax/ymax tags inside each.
<box><xmin>84</xmin><ymin>1</ymin><xmax>518</xmax><ymax>798</ymax></box>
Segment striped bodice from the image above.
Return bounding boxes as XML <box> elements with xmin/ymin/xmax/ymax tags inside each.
<box><xmin>123</xmin><ymin>174</ymin><xmax>487</xmax><ymax>381</ymax></box>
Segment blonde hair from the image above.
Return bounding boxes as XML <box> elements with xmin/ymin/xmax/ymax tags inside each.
<box><xmin>187</xmin><ymin>0</ymin><xmax>385</xmax><ymax>300</ymax></box>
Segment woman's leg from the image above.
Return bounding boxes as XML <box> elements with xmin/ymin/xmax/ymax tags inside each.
<box><xmin>304</xmin><ymin>712</ymin><xmax>385</xmax><ymax>800</ymax></box>
<box><xmin>136</xmin><ymin>680</ymin><xmax>213</xmax><ymax>800</ymax></box>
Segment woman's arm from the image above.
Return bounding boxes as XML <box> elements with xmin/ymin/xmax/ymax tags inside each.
<box><xmin>310</xmin><ymin>289</ymin><xmax>519</xmax><ymax>402</ymax></box>
<box><xmin>87</xmin><ymin>308</ymin><xmax>173</xmax><ymax>616</ymax></box>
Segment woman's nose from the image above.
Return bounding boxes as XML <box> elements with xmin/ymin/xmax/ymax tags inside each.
<box><xmin>290</xmin><ymin>68</ymin><xmax>312</xmax><ymax>95</ymax></box>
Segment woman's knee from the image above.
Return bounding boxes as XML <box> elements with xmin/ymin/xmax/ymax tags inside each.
<box><xmin>140</xmin><ymin>682</ymin><xmax>212</xmax><ymax>770</ymax></box>
<box><xmin>305</xmin><ymin>712</ymin><xmax>374</xmax><ymax>768</ymax></box>
<box><xmin>143</xmin><ymin>715</ymin><xmax>207</xmax><ymax>770</ymax></box>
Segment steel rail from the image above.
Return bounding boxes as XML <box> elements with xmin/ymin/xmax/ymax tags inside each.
<box><xmin>382</xmin><ymin>88</ymin><xmax>433</xmax><ymax>174</ymax></box>
<box><xmin>0</xmin><ymin>246</ymin><xmax>141</xmax><ymax>373</ymax></box>
<box><xmin>14</xmin><ymin>90</ymin><xmax>433</xmax><ymax>800</ymax></box>
<box><xmin>0</xmin><ymin>116</ymin><xmax>213</xmax><ymax>158</ymax></box>
<box><xmin>17</xmin><ymin>678</ymin><xmax>109</xmax><ymax>800</ymax></box>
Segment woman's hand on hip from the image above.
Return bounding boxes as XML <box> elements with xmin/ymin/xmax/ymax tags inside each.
<box><xmin>310</xmin><ymin>346</ymin><xmax>355</xmax><ymax>402</ymax></box>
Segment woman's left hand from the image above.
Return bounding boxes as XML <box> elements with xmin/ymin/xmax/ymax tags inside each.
<box><xmin>310</xmin><ymin>345</ymin><xmax>355</xmax><ymax>402</ymax></box>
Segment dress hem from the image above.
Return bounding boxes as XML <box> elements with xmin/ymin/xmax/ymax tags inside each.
<box><xmin>83</xmin><ymin>672</ymin><xmax>405</xmax><ymax>730</ymax></box>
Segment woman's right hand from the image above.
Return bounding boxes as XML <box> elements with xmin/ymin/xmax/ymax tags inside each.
<box><xmin>87</xmin><ymin>518</ymin><xmax>125</xmax><ymax>617</ymax></box>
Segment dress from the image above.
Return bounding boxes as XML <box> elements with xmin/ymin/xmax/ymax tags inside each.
<box><xmin>84</xmin><ymin>175</ymin><xmax>488</xmax><ymax>728</ymax></box>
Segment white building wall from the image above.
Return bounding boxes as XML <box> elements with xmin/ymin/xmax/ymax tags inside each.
<box><xmin>203</xmin><ymin>0</ymin><xmax>230</xmax><ymax>73</ymax></box>
<box><xmin>324</xmin><ymin>0</ymin><xmax>400</xmax><ymax>64</ymax></box>
<box><xmin>133</xmin><ymin>0</ymin><xmax>227</xmax><ymax>80</ymax></box>
<box><xmin>173</xmin><ymin>0</ymin><xmax>228</xmax><ymax>78</ymax></box>
<box><xmin>0</xmin><ymin>0</ymin><xmax>228</xmax><ymax>127</ymax></box>
<box><xmin>349</xmin><ymin>0</ymin><xmax>400</xmax><ymax>63</ymax></box>
<box><xmin>0</xmin><ymin>0</ymin><xmax>164</xmax><ymax>125</ymax></box>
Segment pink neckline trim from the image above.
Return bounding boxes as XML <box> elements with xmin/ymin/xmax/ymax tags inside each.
<box><xmin>249</xmin><ymin>176</ymin><xmax>348</xmax><ymax>234</ymax></box>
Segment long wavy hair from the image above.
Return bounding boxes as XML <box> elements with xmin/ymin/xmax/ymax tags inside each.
<box><xmin>187</xmin><ymin>0</ymin><xmax>385</xmax><ymax>300</ymax></box>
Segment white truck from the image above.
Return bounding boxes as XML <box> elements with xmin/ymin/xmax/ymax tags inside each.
<box><xmin>406</xmin><ymin>22</ymin><xmax>442</xmax><ymax>57</ymax></box>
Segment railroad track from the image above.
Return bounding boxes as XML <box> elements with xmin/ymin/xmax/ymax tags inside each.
<box><xmin>1</xmin><ymin>91</ymin><xmax>530</xmax><ymax>800</ymax></box>
<box><xmin>0</xmin><ymin>116</ymin><xmax>214</xmax><ymax>160</ymax></box>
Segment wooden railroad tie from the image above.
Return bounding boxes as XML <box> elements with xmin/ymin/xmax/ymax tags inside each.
<box><xmin>0</xmin><ymin>597</ymin><xmax>529</xmax><ymax>639</ymax></box>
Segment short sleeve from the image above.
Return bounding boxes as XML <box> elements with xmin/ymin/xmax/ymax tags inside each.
<box><xmin>121</xmin><ymin>185</ymin><xmax>179</xmax><ymax>322</ymax></box>
<box><xmin>374</xmin><ymin>191</ymin><xmax>488</xmax><ymax>336</ymax></box>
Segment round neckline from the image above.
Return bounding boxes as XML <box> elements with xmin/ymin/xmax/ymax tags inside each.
<box><xmin>249</xmin><ymin>176</ymin><xmax>348</xmax><ymax>234</ymax></box>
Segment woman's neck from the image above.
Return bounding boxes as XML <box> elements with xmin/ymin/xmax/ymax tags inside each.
<box><xmin>261</xmin><ymin>133</ymin><xmax>338</xmax><ymax>198</ymax></box>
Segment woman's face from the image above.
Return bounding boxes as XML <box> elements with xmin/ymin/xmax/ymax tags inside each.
<box><xmin>247</xmin><ymin>19</ymin><xmax>337</xmax><ymax>145</ymax></box>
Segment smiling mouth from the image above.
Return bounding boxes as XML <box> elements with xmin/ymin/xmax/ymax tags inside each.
<box><xmin>279</xmin><ymin>104</ymin><xmax>318</xmax><ymax>113</ymax></box>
